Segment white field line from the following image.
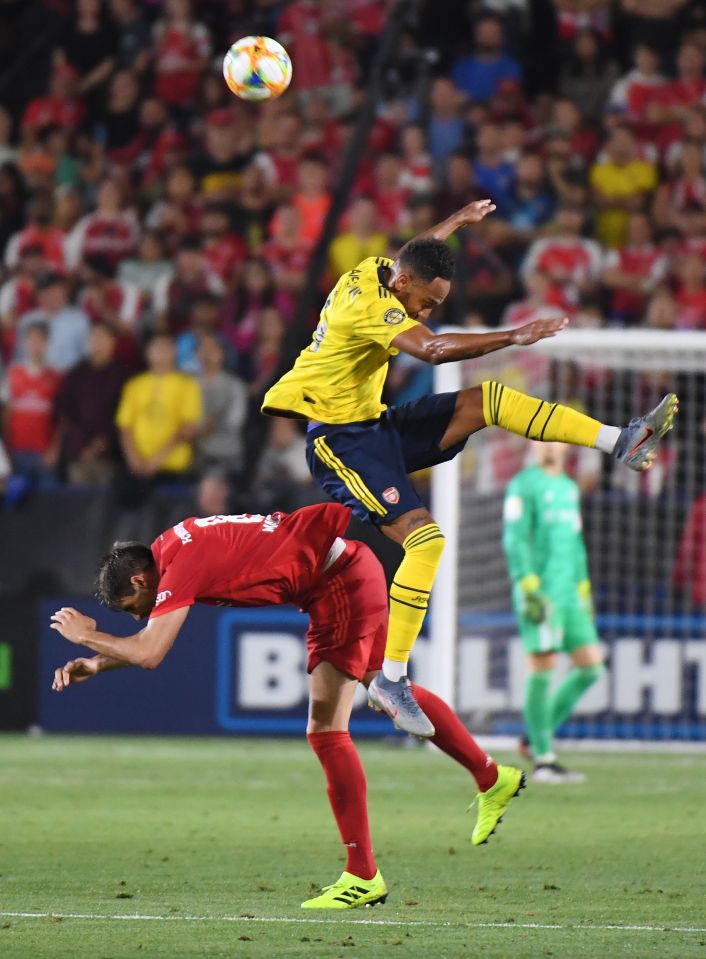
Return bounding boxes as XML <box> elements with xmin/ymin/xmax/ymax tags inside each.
<box><xmin>1</xmin><ymin>912</ymin><xmax>705</xmax><ymax>934</ymax></box>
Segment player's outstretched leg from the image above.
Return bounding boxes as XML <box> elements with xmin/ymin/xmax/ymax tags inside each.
<box><xmin>303</xmin><ymin>663</ymin><xmax>387</xmax><ymax>909</ymax></box>
<box><xmin>441</xmin><ymin>383</ymin><xmax>678</xmax><ymax>471</ymax></box>
<box><xmin>409</xmin><ymin>682</ymin><xmax>526</xmax><ymax>845</ymax></box>
<box><xmin>368</xmin><ymin>516</ymin><xmax>444</xmax><ymax>738</ymax></box>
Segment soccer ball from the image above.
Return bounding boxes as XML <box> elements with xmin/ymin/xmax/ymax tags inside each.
<box><xmin>223</xmin><ymin>36</ymin><xmax>292</xmax><ymax>102</ymax></box>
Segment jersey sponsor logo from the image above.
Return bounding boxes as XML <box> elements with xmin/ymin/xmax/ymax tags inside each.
<box><xmin>382</xmin><ymin>486</ymin><xmax>400</xmax><ymax>504</ymax></box>
<box><xmin>173</xmin><ymin>522</ymin><xmax>192</xmax><ymax>544</ymax></box>
<box><xmin>155</xmin><ymin>590</ymin><xmax>172</xmax><ymax>607</ymax></box>
<box><xmin>383</xmin><ymin>308</ymin><xmax>406</xmax><ymax>325</ymax></box>
<box><xmin>348</xmin><ymin>286</ymin><xmax>362</xmax><ymax>300</ymax></box>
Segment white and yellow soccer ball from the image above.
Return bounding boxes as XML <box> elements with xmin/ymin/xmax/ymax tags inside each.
<box><xmin>223</xmin><ymin>36</ymin><xmax>292</xmax><ymax>102</ymax></box>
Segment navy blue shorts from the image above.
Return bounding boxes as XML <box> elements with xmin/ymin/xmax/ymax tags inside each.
<box><xmin>305</xmin><ymin>391</ymin><xmax>464</xmax><ymax>525</ymax></box>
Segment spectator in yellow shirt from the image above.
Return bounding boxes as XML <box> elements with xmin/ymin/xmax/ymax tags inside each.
<box><xmin>116</xmin><ymin>334</ymin><xmax>203</xmax><ymax>479</ymax></box>
<box><xmin>590</xmin><ymin>125</ymin><xmax>657</xmax><ymax>247</ymax></box>
<box><xmin>328</xmin><ymin>197</ymin><xmax>389</xmax><ymax>278</ymax></box>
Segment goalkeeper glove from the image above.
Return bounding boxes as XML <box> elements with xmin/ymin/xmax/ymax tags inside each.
<box><xmin>577</xmin><ymin>578</ymin><xmax>594</xmax><ymax>617</ymax></box>
<box><xmin>518</xmin><ymin>574</ymin><xmax>548</xmax><ymax>624</ymax></box>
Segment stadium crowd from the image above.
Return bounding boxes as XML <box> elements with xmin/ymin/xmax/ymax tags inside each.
<box><xmin>0</xmin><ymin>0</ymin><xmax>705</xmax><ymax>509</ymax></box>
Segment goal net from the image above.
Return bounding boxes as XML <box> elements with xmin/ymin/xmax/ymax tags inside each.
<box><xmin>424</xmin><ymin>329</ymin><xmax>706</xmax><ymax>742</ymax></box>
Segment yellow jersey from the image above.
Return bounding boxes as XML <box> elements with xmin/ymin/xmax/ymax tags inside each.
<box><xmin>262</xmin><ymin>256</ymin><xmax>418</xmax><ymax>423</ymax></box>
<box><xmin>116</xmin><ymin>371</ymin><xmax>203</xmax><ymax>472</ymax></box>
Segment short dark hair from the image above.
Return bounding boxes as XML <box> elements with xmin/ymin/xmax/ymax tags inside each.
<box><xmin>397</xmin><ymin>238</ymin><xmax>455</xmax><ymax>283</ymax></box>
<box><xmin>96</xmin><ymin>541</ymin><xmax>155</xmax><ymax>608</ymax></box>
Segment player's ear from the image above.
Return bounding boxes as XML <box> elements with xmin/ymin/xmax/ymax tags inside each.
<box><xmin>131</xmin><ymin>572</ymin><xmax>149</xmax><ymax>590</ymax></box>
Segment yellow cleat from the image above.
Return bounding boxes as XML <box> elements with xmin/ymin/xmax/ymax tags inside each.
<box><xmin>470</xmin><ymin>764</ymin><xmax>526</xmax><ymax>846</ymax></box>
<box><xmin>301</xmin><ymin>869</ymin><xmax>388</xmax><ymax>909</ymax></box>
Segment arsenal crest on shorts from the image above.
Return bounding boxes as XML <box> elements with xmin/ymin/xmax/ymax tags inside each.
<box><xmin>382</xmin><ymin>486</ymin><xmax>400</xmax><ymax>504</ymax></box>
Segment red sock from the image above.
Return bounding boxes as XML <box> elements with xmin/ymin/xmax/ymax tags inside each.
<box><xmin>410</xmin><ymin>684</ymin><xmax>498</xmax><ymax>791</ymax></box>
<box><xmin>307</xmin><ymin>731</ymin><xmax>377</xmax><ymax>881</ymax></box>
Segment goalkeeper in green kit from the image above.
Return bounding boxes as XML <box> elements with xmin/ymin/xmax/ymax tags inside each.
<box><xmin>502</xmin><ymin>442</ymin><xmax>604</xmax><ymax>783</ymax></box>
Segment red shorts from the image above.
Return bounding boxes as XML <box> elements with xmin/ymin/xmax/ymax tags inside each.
<box><xmin>301</xmin><ymin>539</ymin><xmax>388</xmax><ymax>681</ymax></box>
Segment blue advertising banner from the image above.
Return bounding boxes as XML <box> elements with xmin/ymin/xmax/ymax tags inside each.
<box><xmin>39</xmin><ymin>601</ymin><xmax>706</xmax><ymax>739</ymax></box>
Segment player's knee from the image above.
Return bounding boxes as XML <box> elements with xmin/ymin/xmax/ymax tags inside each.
<box><xmin>402</xmin><ymin>523</ymin><xmax>445</xmax><ymax>564</ymax></box>
<box><xmin>577</xmin><ymin>663</ymin><xmax>605</xmax><ymax>687</ymax></box>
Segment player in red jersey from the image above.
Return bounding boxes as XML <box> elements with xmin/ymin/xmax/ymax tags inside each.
<box><xmin>50</xmin><ymin>502</ymin><xmax>525</xmax><ymax>909</ymax></box>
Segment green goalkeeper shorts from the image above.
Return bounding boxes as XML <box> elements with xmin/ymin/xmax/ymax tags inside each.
<box><xmin>515</xmin><ymin>598</ymin><xmax>599</xmax><ymax>654</ymax></box>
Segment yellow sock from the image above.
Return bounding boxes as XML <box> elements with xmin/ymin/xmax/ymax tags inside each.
<box><xmin>385</xmin><ymin>524</ymin><xmax>445</xmax><ymax>664</ymax></box>
<box><xmin>482</xmin><ymin>381</ymin><xmax>602</xmax><ymax>448</ymax></box>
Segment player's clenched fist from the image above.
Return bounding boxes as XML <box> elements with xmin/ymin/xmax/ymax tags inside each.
<box><xmin>510</xmin><ymin>316</ymin><xmax>569</xmax><ymax>346</ymax></box>
<box><xmin>50</xmin><ymin>607</ymin><xmax>97</xmax><ymax>644</ymax></box>
<box><xmin>52</xmin><ymin>658</ymin><xmax>100</xmax><ymax>692</ymax></box>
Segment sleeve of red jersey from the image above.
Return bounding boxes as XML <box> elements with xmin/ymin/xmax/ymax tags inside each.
<box><xmin>148</xmin><ymin>560</ymin><xmax>199</xmax><ymax>620</ymax></box>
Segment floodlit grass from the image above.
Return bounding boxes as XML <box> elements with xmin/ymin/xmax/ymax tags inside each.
<box><xmin>1</xmin><ymin>735</ymin><xmax>704</xmax><ymax>958</ymax></box>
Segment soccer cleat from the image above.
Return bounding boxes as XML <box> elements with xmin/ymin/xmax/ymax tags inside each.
<box><xmin>613</xmin><ymin>393</ymin><xmax>679</xmax><ymax>472</ymax></box>
<box><xmin>470</xmin><ymin>764</ymin><xmax>526</xmax><ymax>846</ymax></box>
<box><xmin>301</xmin><ymin>869</ymin><xmax>388</xmax><ymax>909</ymax></box>
<box><xmin>532</xmin><ymin>761</ymin><xmax>585</xmax><ymax>784</ymax></box>
<box><xmin>367</xmin><ymin>673</ymin><xmax>435</xmax><ymax>738</ymax></box>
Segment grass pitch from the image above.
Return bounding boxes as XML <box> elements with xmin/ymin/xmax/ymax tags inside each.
<box><xmin>0</xmin><ymin>735</ymin><xmax>704</xmax><ymax>959</ymax></box>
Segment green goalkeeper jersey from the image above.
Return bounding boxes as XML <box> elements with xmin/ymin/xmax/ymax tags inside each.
<box><xmin>502</xmin><ymin>465</ymin><xmax>589</xmax><ymax>603</ymax></box>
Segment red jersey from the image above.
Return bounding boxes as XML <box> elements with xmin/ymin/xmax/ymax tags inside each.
<box><xmin>65</xmin><ymin>212</ymin><xmax>138</xmax><ymax>270</ymax></box>
<box><xmin>5</xmin><ymin>362</ymin><xmax>61</xmax><ymax>453</ymax></box>
<box><xmin>149</xmin><ymin>503</ymin><xmax>351</xmax><ymax>619</ymax></box>
<box><xmin>22</xmin><ymin>95</ymin><xmax>85</xmax><ymax>134</ymax></box>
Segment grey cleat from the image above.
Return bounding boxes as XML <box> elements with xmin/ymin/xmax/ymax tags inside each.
<box><xmin>613</xmin><ymin>393</ymin><xmax>679</xmax><ymax>472</ymax></box>
<box><xmin>368</xmin><ymin>673</ymin><xmax>435</xmax><ymax>739</ymax></box>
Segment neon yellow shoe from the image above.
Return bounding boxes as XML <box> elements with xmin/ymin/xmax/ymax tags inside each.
<box><xmin>301</xmin><ymin>870</ymin><xmax>388</xmax><ymax>909</ymax></box>
<box><xmin>470</xmin><ymin>764</ymin><xmax>526</xmax><ymax>846</ymax></box>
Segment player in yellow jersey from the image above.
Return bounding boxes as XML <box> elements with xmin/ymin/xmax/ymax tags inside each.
<box><xmin>263</xmin><ymin>199</ymin><xmax>678</xmax><ymax>738</ymax></box>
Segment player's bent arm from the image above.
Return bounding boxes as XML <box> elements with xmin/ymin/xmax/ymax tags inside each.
<box><xmin>49</xmin><ymin>606</ymin><xmax>190</xmax><ymax>670</ymax></box>
<box><xmin>391</xmin><ymin>316</ymin><xmax>568</xmax><ymax>366</ymax></box>
<box><xmin>413</xmin><ymin>199</ymin><xmax>497</xmax><ymax>243</ymax></box>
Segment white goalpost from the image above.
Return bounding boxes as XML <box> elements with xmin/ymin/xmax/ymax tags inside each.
<box><xmin>425</xmin><ymin>329</ymin><xmax>706</xmax><ymax>743</ymax></box>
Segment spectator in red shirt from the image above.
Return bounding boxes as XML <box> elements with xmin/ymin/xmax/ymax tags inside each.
<box><xmin>259</xmin><ymin>112</ymin><xmax>303</xmax><ymax>195</ymax></box>
<box><xmin>653</xmin><ymin>141</ymin><xmax>706</xmax><ymax>236</ymax></box>
<box><xmin>0</xmin><ymin>244</ymin><xmax>46</xmax><ymax>359</ymax></box>
<box><xmin>152</xmin><ymin>0</ymin><xmax>211</xmax><ymax>108</ymax></box>
<box><xmin>4</xmin><ymin>193</ymin><xmax>66</xmax><ymax>273</ymax></box>
<box><xmin>261</xmin><ymin>206</ymin><xmax>312</xmax><ymax>294</ymax></box>
<box><xmin>675</xmin><ymin>253</ymin><xmax>706</xmax><ymax>330</ymax></box>
<box><xmin>200</xmin><ymin>205</ymin><xmax>249</xmax><ymax>287</ymax></box>
<box><xmin>398</xmin><ymin>124</ymin><xmax>434</xmax><ymax>196</ymax></box>
<box><xmin>608</xmin><ymin>44</ymin><xmax>665</xmax><ymax>122</ymax></box>
<box><xmin>77</xmin><ymin>254</ymin><xmax>142</xmax><ymax>366</ymax></box>
<box><xmin>65</xmin><ymin>176</ymin><xmax>138</xmax><ymax>271</ymax></box>
<box><xmin>278</xmin><ymin>0</ymin><xmax>332</xmax><ymax>92</ymax></box>
<box><xmin>153</xmin><ymin>236</ymin><xmax>224</xmax><ymax>335</ymax></box>
<box><xmin>602</xmin><ymin>211</ymin><xmax>668</xmax><ymax>325</ymax></box>
<box><xmin>502</xmin><ymin>270</ymin><xmax>569</xmax><ymax>327</ymax></box>
<box><xmin>56</xmin><ymin>323</ymin><xmax>128</xmax><ymax>486</ymax></box>
<box><xmin>21</xmin><ymin>64</ymin><xmax>85</xmax><ymax>141</ymax></box>
<box><xmin>653</xmin><ymin>40</ymin><xmax>706</xmax><ymax>125</ymax></box>
<box><xmin>1</xmin><ymin>320</ymin><xmax>61</xmax><ymax>485</ymax></box>
<box><xmin>371</xmin><ymin>153</ymin><xmax>408</xmax><ymax>233</ymax></box>
<box><xmin>521</xmin><ymin>206</ymin><xmax>604</xmax><ymax>306</ymax></box>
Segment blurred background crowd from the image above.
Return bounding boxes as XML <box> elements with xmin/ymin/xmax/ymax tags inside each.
<box><xmin>0</xmin><ymin>0</ymin><xmax>705</xmax><ymax>517</ymax></box>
